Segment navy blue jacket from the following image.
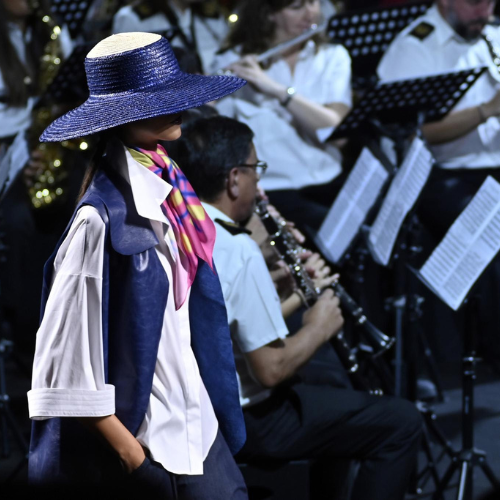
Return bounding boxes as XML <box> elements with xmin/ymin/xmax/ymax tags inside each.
<box><xmin>29</xmin><ymin>165</ymin><xmax>245</xmax><ymax>484</ymax></box>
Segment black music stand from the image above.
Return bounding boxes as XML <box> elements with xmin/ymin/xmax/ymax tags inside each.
<box><xmin>42</xmin><ymin>43</ymin><xmax>94</xmax><ymax>106</ymax></box>
<box><xmin>328</xmin><ymin>69</ymin><xmax>486</xmax><ymax>495</ymax></box>
<box><xmin>327</xmin><ymin>1</ymin><xmax>432</xmax><ymax>88</ymax></box>
<box><xmin>329</xmin><ymin>67</ymin><xmax>486</xmax><ymax>147</ymax></box>
<box><xmin>409</xmin><ymin>272</ymin><xmax>500</xmax><ymax>499</ymax></box>
<box><xmin>50</xmin><ymin>0</ymin><xmax>93</xmax><ymax>39</ymax></box>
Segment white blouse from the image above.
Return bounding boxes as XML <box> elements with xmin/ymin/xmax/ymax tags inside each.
<box><xmin>28</xmin><ymin>141</ymin><xmax>218</xmax><ymax>475</ymax></box>
<box><xmin>214</xmin><ymin>41</ymin><xmax>352</xmax><ymax>191</ymax></box>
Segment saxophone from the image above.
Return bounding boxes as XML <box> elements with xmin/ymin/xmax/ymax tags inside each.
<box><xmin>27</xmin><ymin>2</ymin><xmax>89</xmax><ymax>209</ymax></box>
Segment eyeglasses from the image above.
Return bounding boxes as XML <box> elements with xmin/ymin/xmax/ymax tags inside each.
<box><xmin>238</xmin><ymin>160</ymin><xmax>268</xmax><ymax>177</ymax></box>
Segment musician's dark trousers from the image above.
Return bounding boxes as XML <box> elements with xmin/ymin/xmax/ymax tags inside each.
<box><xmin>238</xmin><ymin>383</ymin><xmax>422</xmax><ymax>500</ymax></box>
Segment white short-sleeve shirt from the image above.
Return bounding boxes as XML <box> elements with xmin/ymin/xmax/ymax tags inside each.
<box><xmin>28</xmin><ymin>140</ymin><xmax>218</xmax><ymax>475</ymax></box>
<box><xmin>203</xmin><ymin>204</ymin><xmax>289</xmax><ymax>407</ymax></box>
<box><xmin>214</xmin><ymin>41</ymin><xmax>352</xmax><ymax>191</ymax></box>
<box><xmin>378</xmin><ymin>4</ymin><xmax>500</xmax><ymax>169</ymax></box>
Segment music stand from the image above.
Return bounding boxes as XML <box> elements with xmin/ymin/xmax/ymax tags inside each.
<box><xmin>41</xmin><ymin>42</ymin><xmax>94</xmax><ymax>106</ymax></box>
<box><xmin>50</xmin><ymin>0</ymin><xmax>93</xmax><ymax>39</ymax></box>
<box><xmin>328</xmin><ymin>69</ymin><xmax>486</xmax><ymax>494</ymax></box>
<box><xmin>327</xmin><ymin>1</ymin><xmax>432</xmax><ymax>88</ymax></box>
<box><xmin>329</xmin><ymin>67</ymin><xmax>486</xmax><ymax>146</ymax></box>
<box><xmin>410</xmin><ymin>222</ymin><xmax>500</xmax><ymax>500</ymax></box>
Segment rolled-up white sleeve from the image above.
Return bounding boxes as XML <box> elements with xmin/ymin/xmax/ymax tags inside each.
<box><xmin>28</xmin><ymin>205</ymin><xmax>115</xmax><ymax>420</ymax></box>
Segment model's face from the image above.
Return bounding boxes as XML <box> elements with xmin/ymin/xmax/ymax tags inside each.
<box><xmin>270</xmin><ymin>0</ymin><xmax>322</xmax><ymax>42</ymax></box>
<box><xmin>440</xmin><ymin>0</ymin><xmax>496</xmax><ymax>39</ymax></box>
<box><xmin>235</xmin><ymin>143</ymin><xmax>259</xmax><ymax>222</ymax></box>
<box><xmin>120</xmin><ymin>113</ymin><xmax>183</xmax><ymax>149</ymax></box>
<box><xmin>2</xmin><ymin>0</ymin><xmax>32</xmax><ymax>19</ymax></box>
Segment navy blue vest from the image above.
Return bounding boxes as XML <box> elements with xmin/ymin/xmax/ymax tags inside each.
<box><xmin>29</xmin><ymin>166</ymin><xmax>245</xmax><ymax>483</ymax></box>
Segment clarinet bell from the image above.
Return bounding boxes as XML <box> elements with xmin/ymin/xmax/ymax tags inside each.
<box><xmin>358</xmin><ymin>317</ymin><xmax>396</xmax><ymax>358</ymax></box>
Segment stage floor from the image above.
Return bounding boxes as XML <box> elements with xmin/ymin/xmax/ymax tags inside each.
<box><xmin>1</xmin><ymin>356</ymin><xmax>499</xmax><ymax>499</ymax></box>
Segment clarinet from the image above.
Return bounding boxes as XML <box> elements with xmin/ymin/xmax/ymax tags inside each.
<box><xmin>255</xmin><ymin>202</ymin><xmax>378</xmax><ymax>392</ymax></box>
<box><xmin>256</xmin><ymin>201</ymin><xmax>395</xmax><ymax>356</ymax></box>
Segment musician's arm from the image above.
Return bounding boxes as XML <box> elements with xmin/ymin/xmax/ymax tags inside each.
<box><xmin>422</xmin><ymin>97</ymin><xmax>500</xmax><ymax>144</ymax></box>
<box><xmin>285</xmin><ymin>97</ymin><xmax>350</xmax><ymax>134</ymax></box>
<box><xmin>229</xmin><ymin>56</ymin><xmax>350</xmax><ymax>134</ymax></box>
<box><xmin>280</xmin><ymin>291</ymin><xmax>303</xmax><ymax>319</ymax></box>
<box><xmin>245</xmin><ymin>290</ymin><xmax>343</xmax><ymax>388</ymax></box>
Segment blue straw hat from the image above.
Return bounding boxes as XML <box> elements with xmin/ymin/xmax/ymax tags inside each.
<box><xmin>41</xmin><ymin>32</ymin><xmax>246</xmax><ymax>142</ymax></box>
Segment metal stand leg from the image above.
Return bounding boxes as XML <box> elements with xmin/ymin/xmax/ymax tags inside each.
<box><xmin>433</xmin><ymin>298</ymin><xmax>500</xmax><ymax>499</ymax></box>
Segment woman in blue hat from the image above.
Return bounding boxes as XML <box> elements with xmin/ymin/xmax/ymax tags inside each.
<box><xmin>27</xmin><ymin>32</ymin><xmax>248</xmax><ymax>499</ymax></box>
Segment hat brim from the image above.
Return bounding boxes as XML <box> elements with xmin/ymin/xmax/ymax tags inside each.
<box><xmin>40</xmin><ymin>73</ymin><xmax>246</xmax><ymax>142</ymax></box>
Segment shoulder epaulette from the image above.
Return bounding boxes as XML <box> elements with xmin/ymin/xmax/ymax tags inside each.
<box><xmin>132</xmin><ymin>1</ymin><xmax>157</xmax><ymax>20</ymax></box>
<box><xmin>215</xmin><ymin>218</ymin><xmax>252</xmax><ymax>236</ymax></box>
<box><xmin>488</xmin><ymin>16</ymin><xmax>500</xmax><ymax>27</ymax></box>
<box><xmin>409</xmin><ymin>21</ymin><xmax>435</xmax><ymax>41</ymax></box>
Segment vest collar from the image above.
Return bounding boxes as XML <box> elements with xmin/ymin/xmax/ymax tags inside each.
<box><xmin>84</xmin><ymin>164</ymin><xmax>159</xmax><ymax>256</ymax></box>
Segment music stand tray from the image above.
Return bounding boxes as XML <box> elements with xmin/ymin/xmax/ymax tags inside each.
<box><xmin>329</xmin><ymin>67</ymin><xmax>486</xmax><ymax>141</ymax></box>
<box><xmin>50</xmin><ymin>0</ymin><xmax>93</xmax><ymax>40</ymax></box>
<box><xmin>327</xmin><ymin>1</ymin><xmax>432</xmax><ymax>87</ymax></box>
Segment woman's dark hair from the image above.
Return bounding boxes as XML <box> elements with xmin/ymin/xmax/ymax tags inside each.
<box><xmin>174</xmin><ymin>116</ymin><xmax>254</xmax><ymax>202</ymax></box>
<box><xmin>76</xmin><ymin>132</ymin><xmax>110</xmax><ymax>203</ymax></box>
<box><xmin>224</xmin><ymin>0</ymin><xmax>322</xmax><ymax>55</ymax></box>
<box><xmin>0</xmin><ymin>0</ymin><xmax>53</xmax><ymax>107</ymax></box>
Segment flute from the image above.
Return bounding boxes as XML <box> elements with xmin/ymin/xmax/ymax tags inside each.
<box><xmin>214</xmin><ymin>22</ymin><xmax>327</xmax><ymax>74</ymax></box>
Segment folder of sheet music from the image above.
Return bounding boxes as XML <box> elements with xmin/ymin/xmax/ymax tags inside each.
<box><xmin>418</xmin><ymin>176</ymin><xmax>500</xmax><ymax>310</ymax></box>
<box><xmin>368</xmin><ymin>137</ymin><xmax>434</xmax><ymax>266</ymax></box>
<box><xmin>315</xmin><ymin>147</ymin><xmax>390</xmax><ymax>264</ymax></box>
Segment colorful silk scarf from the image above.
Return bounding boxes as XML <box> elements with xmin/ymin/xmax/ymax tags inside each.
<box><xmin>128</xmin><ymin>144</ymin><xmax>216</xmax><ymax>310</ymax></box>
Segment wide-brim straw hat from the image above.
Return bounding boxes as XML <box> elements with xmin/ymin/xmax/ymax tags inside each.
<box><xmin>41</xmin><ymin>32</ymin><xmax>246</xmax><ymax>142</ymax></box>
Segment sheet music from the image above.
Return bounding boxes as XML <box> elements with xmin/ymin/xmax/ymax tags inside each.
<box><xmin>420</xmin><ymin>176</ymin><xmax>500</xmax><ymax>311</ymax></box>
<box><xmin>315</xmin><ymin>148</ymin><xmax>389</xmax><ymax>263</ymax></box>
<box><xmin>368</xmin><ymin>137</ymin><xmax>434</xmax><ymax>266</ymax></box>
<box><xmin>0</xmin><ymin>131</ymin><xmax>30</xmax><ymax>200</ymax></box>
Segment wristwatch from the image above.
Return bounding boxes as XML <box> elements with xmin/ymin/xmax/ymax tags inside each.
<box><xmin>281</xmin><ymin>87</ymin><xmax>296</xmax><ymax>107</ymax></box>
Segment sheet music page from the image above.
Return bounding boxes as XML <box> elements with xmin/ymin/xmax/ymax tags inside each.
<box><xmin>315</xmin><ymin>148</ymin><xmax>389</xmax><ymax>263</ymax></box>
<box><xmin>368</xmin><ymin>137</ymin><xmax>434</xmax><ymax>266</ymax></box>
<box><xmin>420</xmin><ymin>176</ymin><xmax>500</xmax><ymax>311</ymax></box>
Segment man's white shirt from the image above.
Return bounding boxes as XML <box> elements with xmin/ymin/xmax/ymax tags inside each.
<box><xmin>378</xmin><ymin>3</ymin><xmax>500</xmax><ymax>169</ymax></box>
<box><xmin>203</xmin><ymin>204</ymin><xmax>289</xmax><ymax>407</ymax></box>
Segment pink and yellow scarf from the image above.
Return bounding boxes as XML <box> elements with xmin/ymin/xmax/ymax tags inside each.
<box><xmin>128</xmin><ymin>144</ymin><xmax>216</xmax><ymax>310</ymax></box>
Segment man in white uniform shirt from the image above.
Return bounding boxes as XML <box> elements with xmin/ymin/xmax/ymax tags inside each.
<box><xmin>378</xmin><ymin>0</ymin><xmax>500</xmax><ymax>234</ymax></box>
<box><xmin>176</xmin><ymin>116</ymin><xmax>423</xmax><ymax>500</ymax></box>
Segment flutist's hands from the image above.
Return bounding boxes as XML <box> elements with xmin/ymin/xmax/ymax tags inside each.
<box><xmin>229</xmin><ymin>55</ymin><xmax>287</xmax><ymax>100</ymax></box>
<box><xmin>303</xmin><ymin>288</ymin><xmax>343</xmax><ymax>343</ymax></box>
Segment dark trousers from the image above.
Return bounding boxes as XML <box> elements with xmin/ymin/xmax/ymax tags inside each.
<box><xmin>19</xmin><ymin>430</ymin><xmax>248</xmax><ymax>500</ymax></box>
<box><xmin>130</xmin><ymin>430</ymin><xmax>248</xmax><ymax>500</ymax></box>
<box><xmin>238</xmin><ymin>384</ymin><xmax>422</xmax><ymax>500</ymax></box>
